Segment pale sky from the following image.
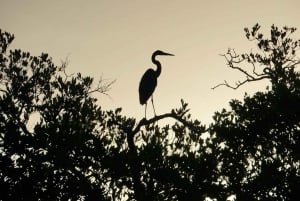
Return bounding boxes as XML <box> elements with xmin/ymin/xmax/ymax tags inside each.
<box><xmin>1</xmin><ymin>0</ymin><xmax>299</xmax><ymax>124</ymax></box>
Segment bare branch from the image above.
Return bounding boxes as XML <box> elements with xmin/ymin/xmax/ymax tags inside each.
<box><xmin>131</xmin><ymin>111</ymin><xmax>207</xmax><ymax>137</ymax></box>
<box><xmin>213</xmin><ymin>49</ymin><xmax>271</xmax><ymax>90</ymax></box>
<box><xmin>89</xmin><ymin>76</ymin><xmax>116</xmax><ymax>95</ymax></box>
<box><xmin>212</xmin><ymin>75</ymin><xmax>269</xmax><ymax>90</ymax></box>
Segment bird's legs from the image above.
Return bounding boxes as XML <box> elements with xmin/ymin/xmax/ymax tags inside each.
<box><xmin>144</xmin><ymin>103</ymin><xmax>147</xmax><ymax>119</ymax></box>
<box><xmin>143</xmin><ymin>97</ymin><xmax>156</xmax><ymax>120</ymax></box>
<box><xmin>151</xmin><ymin>96</ymin><xmax>156</xmax><ymax>116</ymax></box>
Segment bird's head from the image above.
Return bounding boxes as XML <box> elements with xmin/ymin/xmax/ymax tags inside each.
<box><xmin>153</xmin><ymin>50</ymin><xmax>175</xmax><ymax>57</ymax></box>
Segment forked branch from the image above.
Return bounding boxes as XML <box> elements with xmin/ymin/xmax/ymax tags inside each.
<box><xmin>131</xmin><ymin>111</ymin><xmax>206</xmax><ymax>137</ymax></box>
<box><xmin>212</xmin><ymin>49</ymin><xmax>271</xmax><ymax>90</ymax></box>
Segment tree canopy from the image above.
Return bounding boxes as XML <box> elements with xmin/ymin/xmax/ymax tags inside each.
<box><xmin>0</xmin><ymin>24</ymin><xmax>299</xmax><ymax>200</ymax></box>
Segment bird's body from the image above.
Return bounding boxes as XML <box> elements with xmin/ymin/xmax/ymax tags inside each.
<box><xmin>139</xmin><ymin>68</ymin><xmax>158</xmax><ymax>105</ymax></box>
<box><xmin>139</xmin><ymin>50</ymin><xmax>174</xmax><ymax>118</ymax></box>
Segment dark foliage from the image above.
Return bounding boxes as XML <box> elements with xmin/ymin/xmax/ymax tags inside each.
<box><xmin>0</xmin><ymin>24</ymin><xmax>299</xmax><ymax>201</ymax></box>
<box><xmin>212</xmin><ymin>24</ymin><xmax>300</xmax><ymax>200</ymax></box>
<box><xmin>0</xmin><ymin>30</ymin><xmax>110</xmax><ymax>200</ymax></box>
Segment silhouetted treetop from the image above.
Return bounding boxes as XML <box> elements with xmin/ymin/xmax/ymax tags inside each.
<box><xmin>0</xmin><ymin>29</ymin><xmax>113</xmax><ymax>200</ymax></box>
<box><xmin>212</xmin><ymin>24</ymin><xmax>300</xmax><ymax>201</ymax></box>
<box><xmin>1</xmin><ymin>24</ymin><xmax>300</xmax><ymax>201</ymax></box>
<box><xmin>213</xmin><ymin>23</ymin><xmax>300</xmax><ymax>90</ymax></box>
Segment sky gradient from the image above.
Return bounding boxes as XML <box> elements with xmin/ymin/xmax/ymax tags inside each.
<box><xmin>1</xmin><ymin>0</ymin><xmax>299</xmax><ymax>124</ymax></box>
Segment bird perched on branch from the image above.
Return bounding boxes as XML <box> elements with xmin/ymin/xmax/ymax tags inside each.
<box><xmin>139</xmin><ymin>50</ymin><xmax>174</xmax><ymax>118</ymax></box>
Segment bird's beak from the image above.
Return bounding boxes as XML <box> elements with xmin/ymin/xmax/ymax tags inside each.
<box><xmin>162</xmin><ymin>52</ymin><xmax>175</xmax><ymax>56</ymax></box>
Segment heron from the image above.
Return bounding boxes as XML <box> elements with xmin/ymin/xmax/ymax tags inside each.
<box><xmin>139</xmin><ymin>50</ymin><xmax>174</xmax><ymax>118</ymax></box>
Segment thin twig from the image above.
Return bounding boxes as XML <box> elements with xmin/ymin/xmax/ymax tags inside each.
<box><xmin>213</xmin><ymin>49</ymin><xmax>272</xmax><ymax>90</ymax></box>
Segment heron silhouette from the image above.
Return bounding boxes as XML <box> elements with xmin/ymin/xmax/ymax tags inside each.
<box><xmin>139</xmin><ymin>50</ymin><xmax>174</xmax><ymax>118</ymax></box>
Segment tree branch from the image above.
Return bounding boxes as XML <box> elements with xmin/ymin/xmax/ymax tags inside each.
<box><xmin>212</xmin><ymin>49</ymin><xmax>271</xmax><ymax>90</ymax></box>
<box><xmin>88</xmin><ymin>76</ymin><xmax>116</xmax><ymax>96</ymax></box>
<box><xmin>131</xmin><ymin>112</ymin><xmax>206</xmax><ymax>137</ymax></box>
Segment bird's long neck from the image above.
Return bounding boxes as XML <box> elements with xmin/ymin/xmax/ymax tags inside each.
<box><xmin>152</xmin><ymin>55</ymin><xmax>161</xmax><ymax>77</ymax></box>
